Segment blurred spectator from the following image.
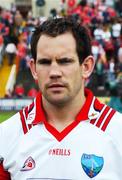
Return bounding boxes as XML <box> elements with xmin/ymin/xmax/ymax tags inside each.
<box><xmin>5</xmin><ymin>42</ymin><xmax>17</xmax><ymax>65</ymax></box>
<box><xmin>91</xmin><ymin>40</ymin><xmax>100</xmax><ymax>61</ymax></box>
<box><xmin>91</xmin><ymin>39</ymin><xmax>106</xmax><ymax>62</ymax></box>
<box><xmin>103</xmin><ymin>38</ymin><xmax>114</xmax><ymax>60</ymax></box>
<box><xmin>59</xmin><ymin>0</ymin><xmax>66</xmax><ymax>16</ymax></box>
<box><xmin>27</xmin><ymin>87</ymin><xmax>38</xmax><ymax>98</ymax></box>
<box><xmin>49</xmin><ymin>8</ymin><xmax>58</xmax><ymax>18</ymax></box>
<box><xmin>106</xmin><ymin>6</ymin><xmax>116</xmax><ymax>20</ymax></box>
<box><xmin>17</xmin><ymin>36</ymin><xmax>28</xmax><ymax>70</ymax></box>
<box><xmin>93</xmin><ymin>23</ymin><xmax>104</xmax><ymax>45</ymax></box>
<box><xmin>102</xmin><ymin>23</ymin><xmax>111</xmax><ymax>42</ymax></box>
<box><xmin>10</xmin><ymin>3</ymin><xmax>17</xmax><ymax>15</ymax></box>
<box><xmin>14</xmin><ymin>10</ymin><xmax>23</xmax><ymax>27</ymax></box>
<box><xmin>95</xmin><ymin>56</ymin><xmax>105</xmax><ymax>88</ymax></box>
<box><xmin>115</xmin><ymin>0</ymin><xmax>122</xmax><ymax>17</ymax></box>
<box><xmin>106</xmin><ymin>57</ymin><xmax>116</xmax><ymax>83</ymax></box>
<box><xmin>111</xmin><ymin>18</ymin><xmax>121</xmax><ymax>39</ymax></box>
<box><xmin>14</xmin><ymin>83</ymin><xmax>25</xmax><ymax>98</ymax></box>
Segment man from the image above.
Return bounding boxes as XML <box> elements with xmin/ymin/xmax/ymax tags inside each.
<box><xmin>0</xmin><ymin>17</ymin><xmax>122</xmax><ymax>179</ymax></box>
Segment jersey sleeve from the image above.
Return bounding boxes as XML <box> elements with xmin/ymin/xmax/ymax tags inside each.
<box><xmin>106</xmin><ymin>111</ymin><xmax>122</xmax><ymax>157</ymax></box>
<box><xmin>0</xmin><ymin>163</ymin><xmax>11</xmax><ymax>180</ymax></box>
<box><xmin>0</xmin><ymin>123</ymin><xmax>11</xmax><ymax>179</ymax></box>
<box><xmin>0</xmin><ymin>113</ymin><xmax>22</xmax><ymax>180</ymax></box>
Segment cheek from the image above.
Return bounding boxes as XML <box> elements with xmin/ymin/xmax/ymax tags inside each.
<box><xmin>36</xmin><ymin>71</ymin><xmax>47</xmax><ymax>89</ymax></box>
<box><xmin>70</xmin><ymin>67</ymin><xmax>81</xmax><ymax>79</ymax></box>
<box><xmin>67</xmin><ymin>68</ymin><xmax>82</xmax><ymax>86</ymax></box>
<box><xmin>36</xmin><ymin>68</ymin><xmax>47</xmax><ymax>80</ymax></box>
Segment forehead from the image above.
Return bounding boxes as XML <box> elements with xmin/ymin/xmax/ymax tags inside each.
<box><xmin>36</xmin><ymin>32</ymin><xmax>77</xmax><ymax>58</ymax></box>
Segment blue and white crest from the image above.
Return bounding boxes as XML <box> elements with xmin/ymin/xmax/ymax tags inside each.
<box><xmin>81</xmin><ymin>153</ymin><xmax>104</xmax><ymax>178</ymax></box>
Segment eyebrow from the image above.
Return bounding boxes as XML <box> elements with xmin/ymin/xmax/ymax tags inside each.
<box><xmin>37</xmin><ymin>57</ymin><xmax>74</xmax><ymax>64</ymax></box>
<box><xmin>37</xmin><ymin>58</ymin><xmax>51</xmax><ymax>63</ymax></box>
<box><xmin>37</xmin><ymin>57</ymin><xmax>74</xmax><ymax>62</ymax></box>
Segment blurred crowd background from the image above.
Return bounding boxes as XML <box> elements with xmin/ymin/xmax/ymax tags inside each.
<box><xmin>0</xmin><ymin>0</ymin><xmax>122</xmax><ymax>112</ymax></box>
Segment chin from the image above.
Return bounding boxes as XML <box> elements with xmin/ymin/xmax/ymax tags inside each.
<box><xmin>46</xmin><ymin>96</ymin><xmax>70</xmax><ymax>107</ymax></box>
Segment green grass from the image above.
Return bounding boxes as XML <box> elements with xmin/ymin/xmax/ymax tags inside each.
<box><xmin>0</xmin><ymin>111</ymin><xmax>16</xmax><ymax>123</ymax></box>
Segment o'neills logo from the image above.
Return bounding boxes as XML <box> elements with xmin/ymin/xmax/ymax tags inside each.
<box><xmin>49</xmin><ymin>148</ymin><xmax>70</xmax><ymax>156</ymax></box>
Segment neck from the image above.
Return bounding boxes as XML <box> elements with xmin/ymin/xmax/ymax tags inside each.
<box><xmin>42</xmin><ymin>90</ymin><xmax>86</xmax><ymax>131</ymax></box>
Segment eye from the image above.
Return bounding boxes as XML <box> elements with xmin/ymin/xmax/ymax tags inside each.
<box><xmin>58</xmin><ymin>58</ymin><xmax>74</xmax><ymax>65</ymax></box>
<box><xmin>37</xmin><ymin>58</ymin><xmax>51</xmax><ymax>65</ymax></box>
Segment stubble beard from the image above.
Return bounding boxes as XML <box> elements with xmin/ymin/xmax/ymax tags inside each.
<box><xmin>42</xmin><ymin>83</ymin><xmax>82</xmax><ymax>108</ymax></box>
<box><xmin>43</xmin><ymin>92</ymin><xmax>71</xmax><ymax>107</ymax></box>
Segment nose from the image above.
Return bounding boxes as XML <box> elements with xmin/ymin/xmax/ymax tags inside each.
<box><xmin>49</xmin><ymin>62</ymin><xmax>62</xmax><ymax>79</ymax></box>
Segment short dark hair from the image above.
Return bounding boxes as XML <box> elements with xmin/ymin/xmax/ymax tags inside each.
<box><xmin>31</xmin><ymin>16</ymin><xmax>92</xmax><ymax>64</ymax></box>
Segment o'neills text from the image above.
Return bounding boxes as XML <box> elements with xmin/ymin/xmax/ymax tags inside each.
<box><xmin>49</xmin><ymin>149</ymin><xmax>71</xmax><ymax>156</ymax></box>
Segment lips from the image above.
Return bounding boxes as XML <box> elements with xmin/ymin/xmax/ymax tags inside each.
<box><xmin>48</xmin><ymin>83</ymin><xmax>65</xmax><ymax>89</ymax></box>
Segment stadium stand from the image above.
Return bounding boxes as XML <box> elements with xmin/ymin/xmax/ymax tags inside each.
<box><xmin>0</xmin><ymin>57</ymin><xmax>13</xmax><ymax>97</ymax></box>
<box><xmin>0</xmin><ymin>0</ymin><xmax>122</xmax><ymax>112</ymax></box>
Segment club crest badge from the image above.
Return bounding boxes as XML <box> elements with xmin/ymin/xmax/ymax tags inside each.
<box><xmin>21</xmin><ymin>156</ymin><xmax>35</xmax><ymax>171</ymax></box>
<box><xmin>81</xmin><ymin>153</ymin><xmax>104</xmax><ymax>178</ymax></box>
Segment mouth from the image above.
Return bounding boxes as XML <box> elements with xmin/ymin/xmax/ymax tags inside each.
<box><xmin>47</xmin><ymin>83</ymin><xmax>66</xmax><ymax>91</ymax></box>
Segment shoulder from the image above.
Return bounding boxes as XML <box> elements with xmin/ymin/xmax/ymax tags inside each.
<box><xmin>96</xmin><ymin>105</ymin><xmax>122</xmax><ymax>152</ymax></box>
<box><xmin>105</xmin><ymin>111</ymin><xmax>122</xmax><ymax>147</ymax></box>
<box><xmin>0</xmin><ymin>98</ymin><xmax>36</xmax><ymax>137</ymax></box>
<box><xmin>0</xmin><ymin>112</ymin><xmax>24</xmax><ymax>155</ymax></box>
<box><xmin>90</xmin><ymin>97</ymin><xmax>122</xmax><ymax>148</ymax></box>
<box><xmin>90</xmin><ymin>98</ymin><xmax>122</xmax><ymax>154</ymax></box>
<box><xmin>0</xmin><ymin>112</ymin><xmax>23</xmax><ymax>136</ymax></box>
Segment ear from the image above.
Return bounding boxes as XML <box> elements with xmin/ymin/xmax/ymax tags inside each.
<box><xmin>81</xmin><ymin>56</ymin><xmax>95</xmax><ymax>79</ymax></box>
<box><xmin>29</xmin><ymin>58</ymin><xmax>38</xmax><ymax>80</ymax></box>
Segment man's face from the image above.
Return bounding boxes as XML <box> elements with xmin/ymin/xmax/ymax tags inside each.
<box><xmin>31</xmin><ymin>32</ymin><xmax>85</xmax><ymax>106</ymax></box>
